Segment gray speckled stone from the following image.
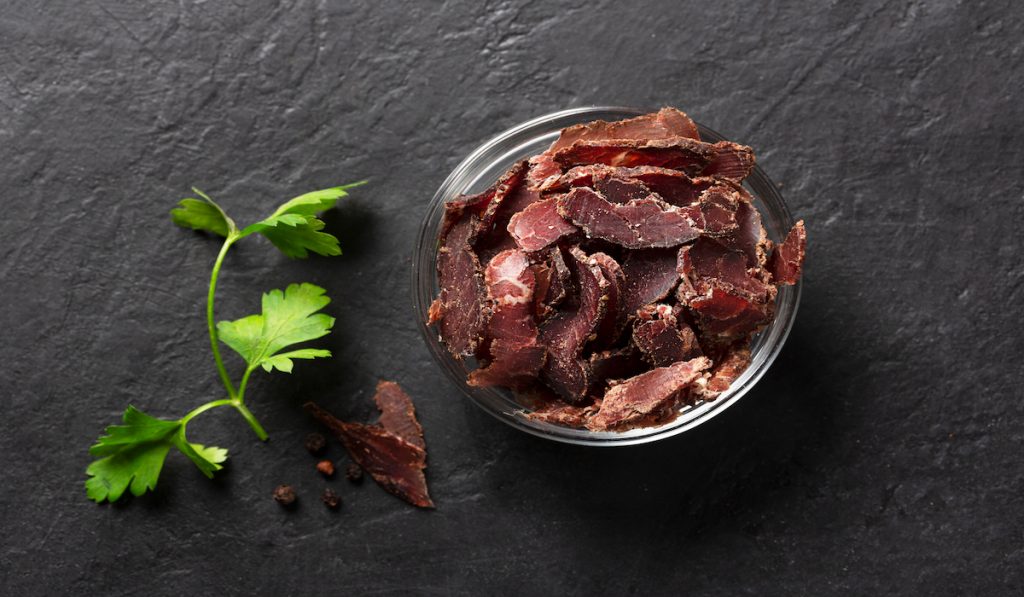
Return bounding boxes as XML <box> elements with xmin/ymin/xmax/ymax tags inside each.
<box><xmin>1</xmin><ymin>0</ymin><xmax>1022</xmax><ymax>594</ymax></box>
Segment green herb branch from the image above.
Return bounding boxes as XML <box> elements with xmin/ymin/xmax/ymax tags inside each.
<box><xmin>85</xmin><ymin>182</ymin><xmax>366</xmax><ymax>503</ymax></box>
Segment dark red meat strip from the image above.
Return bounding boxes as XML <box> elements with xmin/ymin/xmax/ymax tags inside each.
<box><xmin>526</xmin><ymin>399</ymin><xmax>600</xmax><ymax>428</ymax></box>
<box><xmin>549</xmin><ymin>107</ymin><xmax>700</xmax><ymax>152</ymax></box>
<box><xmin>306</xmin><ymin>402</ymin><xmax>434</xmax><ymax>509</ymax></box>
<box><xmin>694</xmin><ymin>342</ymin><xmax>752</xmax><ymax>401</ymax></box>
<box><xmin>589</xmin><ymin>345</ymin><xmax>647</xmax><ymax>393</ymax></box>
<box><xmin>556</xmin><ymin>187</ymin><xmax>701</xmax><ymax>249</ymax></box>
<box><xmin>373</xmin><ymin>380</ymin><xmax>425</xmax><ymax>451</ymax></box>
<box><xmin>767</xmin><ymin>220</ymin><xmax>806</xmax><ymax>285</ymax></box>
<box><xmin>587</xmin><ymin>252</ymin><xmax>627</xmax><ymax>347</ymax></box>
<box><xmin>527</xmin><ymin>153</ymin><xmax>562</xmax><ymax>190</ymax></box>
<box><xmin>594</xmin><ymin>176</ymin><xmax>651</xmax><ymax>204</ymax></box>
<box><xmin>681</xmin><ymin>237</ymin><xmax>774</xmax><ymax>302</ymax></box>
<box><xmin>714</xmin><ymin>181</ymin><xmax>770</xmax><ymax>268</ymax></box>
<box><xmin>587</xmin><ymin>357</ymin><xmax>711</xmax><ymax>431</ymax></box>
<box><xmin>553</xmin><ymin>138</ymin><xmax>755</xmax><ymax>181</ymax></box>
<box><xmin>474</xmin><ymin>161</ymin><xmax>539</xmax><ymax>261</ymax></box>
<box><xmin>678</xmin><ymin>238</ymin><xmax>776</xmax><ymax>339</ymax></box>
<box><xmin>468</xmin><ymin>250</ymin><xmax>545</xmax><ymax>389</ymax></box>
<box><xmin>539</xmin><ymin>248</ymin><xmax>609</xmax><ymax>403</ymax></box>
<box><xmin>507</xmin><ymin>197</ymin><xmax>579</xmax><ymax>252</ymax></box>
<box><xmin>620</xmin><ymin>248</ymin><xmax>681</xmax><ymax>321</ymax></box>
<box><xmin>553</xmin><ymin>165</ymin><xmax>715</xmax><ymax>207</ymax></box>
<box><xmin>691</xmin><ymin>185</ymin><xmax>741</xmax><ymax>235</ymax></box>
<box><xmin>633</xmin><ymin>304</ymin><xmax>703</xmax><ymax>367</ymax></box>
<box><xmin>434</xmin><ymin>214</ymin><xmax>489</xmax><ymax>358</ymax></box>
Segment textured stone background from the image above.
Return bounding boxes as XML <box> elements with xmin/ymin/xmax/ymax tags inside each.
<box><xmin>2</xmin><ymin>0</ymin><xmax>1022</xmax><ymax>594</ymax></box>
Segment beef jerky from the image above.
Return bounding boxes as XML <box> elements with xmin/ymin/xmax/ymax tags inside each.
<box><xmin>507</xmin><ymin>197</ymin><xmax>579</xmax><ymax>252</ymax></box>
<box><xmin>715</xmin><ymin>181</ymin><xmax>770</xmax><ymax>268</ymax></box>
<box><xmin>526</xmin><ymin>399</ymin><xmax>600</xmax><ymax>428</ymax></box>
<box><xmin>695</xmin><ymin>342</ymin><xmax>752</xmax><ymax>400</ymax></box>
<box><xmin>623</xmin><ymin>168</ymin><xmax>718</xmax><ymax>207</ymax></box>
<box><xmin>557</xmin><ymin>187</ymin><xmax>701</xmax><ymax>249</ymax></box>
<box><xmin>468</xmin><ymin>250</ymin><xmax>545</xmax><ymax>389</ymax></box>
<box><xmin>553</xmin><ymin>138</ymin><xmax>755</xmax><ymax>182</ymax></box>
<box><xmin>539</xmin><ymin>248</ymin><xmax>609</xmax><ymax>402</ymax></box>
<box><xmin>587</xmin><ymin>252</ymin><xmax>627</xmax><ymax>347</ymax></box>
<box><xmin>527</xmin><ymin>153</ymin><xmax>562</xmax><ymax>190</ymax></box>
<box><xmin>306</xmin><ymin>402</ymin><xmax>434</xmax><ymax>509</ymax></box>
<box><xmin>686</xmin><ymin>286</ymin><xmax>775</xmax><ymax>339</ymax></box>
<box><xmin>620</xmin><ymin>248</ymin><xmax>681</xmax><ymax>321</ymax></box>
<box><xmin>530</xmin><ymin>246</ymin><xmax>571</xmax><ymax>320</ymax></box>
<box><xmin>474</xmin><ymin>161</ymin><xmax>542</xmax><ymax>261</ymax></box>
<box><xmin>549</xmin><ymin>107</ymin><xmax>700</xmax><ymax>153</ymax></box>
<box><xmin>433</xmin><ymin>213</ymin><xmax>489</xmax><ymax>358</ymax></box>
<box><xmin>589</xmin><ymin>345</ymin><xmax>647</xmax><ymax>393</ymax></box>
<box><xmin>594</xmin><ymin>176</ymin><xmax>652</xmax><ymax>204</ymax></box>
<box><xmin>767</xmin><ymin>220</ymin><xmax>806</xmax><ymax>285</ymax></box>
<box><xmin>373</xmin><ymin>380</ymin><xmax>425</xmax><ymax>451</ymax></box>
<box><xmin>678</xmin><ymin>238</ymin><xmax>776</xmax><ymax>339</ymax></box>
<box><xmin>587</xmin><ymin>357</ymin><xmax>711</xmax><ymax>431</ymax></box>
<box><xmin>633</xmin><ymin>304</ymin><xmax>703</xmax><ymax>367</ymax></box>
<box><xmin>680</xmin><ymin>237</ymin><xmax>774</xmax><ymax>303</ymax></box>
<box><xmin>691</xmin><ymin>185</ymin><xmax>741</xmax><ymax>235</ymax></box>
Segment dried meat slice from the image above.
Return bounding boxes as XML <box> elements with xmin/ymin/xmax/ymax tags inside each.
<box><xmin>527</xmin><ymin>153</ymin><xmax>562</xmax><ymax>190</ymax></box>
<box><xmin>691</xmin><ymin>185</ymin><xmax>741</xmax><ymax>235</ymax></box>
<box><xmin>694</xmin><ymin>342</ymin><xmax>752</xmax><ymax>401</ymax></box>
<box><xmin>624</xmin><ymin>168</ymin><xmax>718</xmax><ymax>207</ymax></box>
<box><xmin>526</xmin><ymin>399</ymin><xmax>600</xmax><ymax>428</ymax></box>
<box><xmin>507</xmin><ymin>197</ymin><xmax>579</xmax><ymax>252</ymax></box>
<box><xmin>589</xmin><ymin>345</ymin><xmax>647</xmax><ymax>394</ymax></box>
<box><xmin>539</xmin><ymin>248</ymin><xmax>609</xmax><ymax>402</ymax></box>
<box><xmin>587</xmin><ymin>357</ymin><xmax>711</xmax><ymax>431</ymax></box>
<box><xmin>767</xmin><ymin>220</ymin><xmax>806</xmax><ymax>285</ymax></box>
<box><xmin>556</xmin><ymin>187</ymin><xmax>701</xmax><ymax>249</ymax></box>
<box><xmin>549</xmin><ymin>107</ymin><xmax>700</xmax><ymax>152</ymax></box>
<box><xmin>594</xmin><ymin>176</ymin><xmax>652</xmax><ymax>204</ymax></box>
<box><xmin>633</xmin><ymin>304</ymin><xmax>703</xmax><ymax>367</ymax></box>
<box><xmin>306</xmin><ymin>402</ymin><xmax>434</xmax><ymax>509</ymax></box>
<box><xmin>714</xmin><ymin>181</ymin><xmax>769</xmax><ymax>268</ymax></box>
<box><xmin>553</xmin><ymin>138</ymin><xmax>755</xmax><ymax>181</ymax></box>
<box><xmin>440</xmin><ymin>188</ymin><xmax>494</xmax><ymax>240</ymax></box>
<box><xmin>434</xmin><ymin>214</ymin><xmax>489</xmax><ymax>358</ymax></box>
<box><xmin>620</xmin><ymin>248</ymin><xmax>681</xmax><ymax>321</ymax></box>
<box><xmin>373</xmin><ymin>380</ymin><xmax>425</xmax><ymax>451</ymax></box>
<box><xmin>474</xmin><ymin>161</ymin><xmax>538</xmax><ymax>261</ymax></box>
<box><xmin>677</xmin><ymin>238</ymin><xmax>777</xmax><ymax>339</ymax></box>
<box><xmin>682</xmin><ymin>237</ymin><xmax>774</xmax><ymax>302</ymax></box>
<box><xmin>469</xmin><ymin>249</ymin><xmax>545</xmax><ymax>389</ymax></box>
<box><xmin>587</xmin><ymin>252</ymin><xmax>627</xmax><ymax>347</ymax></box>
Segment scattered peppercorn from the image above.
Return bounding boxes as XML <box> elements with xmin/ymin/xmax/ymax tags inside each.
<box><xmin>272</xmin><ymin>484</ymin><xmax>297</xmax><ymax>507</ymax></box>
<box><xmin>304</xmin><ymin>432</ymin><xmax>327</xmax><ymax>456</ymax></box>
<box><xmin>321</xmin><ymin>488</ymin><xmax>342</xmax><ymax>509</ymax></box>
<box><xmin>346</xmin><ymin>463</ymin><xmax>364</xmax><ymax>484</ymax></box>
<box><xmin>316</xmin><ymin>459</ymin><xmax>335</xmax><ymax>477</ymax></box>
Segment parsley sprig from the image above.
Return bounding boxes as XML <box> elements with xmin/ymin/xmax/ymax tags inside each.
<box><xmin>85</xmin><ymin>182</ymin><xmax>364</xmax><ymax>503</ymax></box>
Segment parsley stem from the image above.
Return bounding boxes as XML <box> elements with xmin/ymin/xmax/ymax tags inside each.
<box><xmin>237</xmin><ymin>367</ymin><xmax>255</xmax><ymax>405</ymax></box>
<box><xmin>232</xmin><ymin>400</ymin><xmax>268</xmax><ymax>441</ymax></box>
<box><xmin>208</xmin><ymin>235</ymin><xmax>239</xmax><ymax>399</ymax></box>
<box><xmin>181</xmin><ymin>398</ymin><xmax>234</xmax><ymax>426</ymax></box>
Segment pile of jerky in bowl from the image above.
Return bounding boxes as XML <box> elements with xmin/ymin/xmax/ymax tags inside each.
<box><xmin>429</xmin><ymin>108</ymin><xmax>806</xmax><ymax>431</ymax></box>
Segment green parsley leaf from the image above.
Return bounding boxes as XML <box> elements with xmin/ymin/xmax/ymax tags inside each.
<box><xmin>85</xmin><ymin>406</ymin><xmax>228</xmax><ymax>503</ymax></box>
<box><xmin>240</xmin><ymin>183</ymin><xmax>365</xmax><ymax>258</ymax></box>
<box><xmin>216</xmin><ymin>283</ymin><xmax>334</xmax><ymax>373</ymax></box>
<box><xmin>170</xmin><ymin>188</ymin><xmax>237</xmax><ymax>237</ymax></box>
<box><xmin>174</xmin><ymin>438</ymin><xmax>228</xmax><ymax>478</ymax></box>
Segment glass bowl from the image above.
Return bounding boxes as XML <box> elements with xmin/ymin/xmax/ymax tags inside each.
<box><xmin>412</xmin><ymin>106</ymin><xmax>801</xmax><ymax>446</ymax></box>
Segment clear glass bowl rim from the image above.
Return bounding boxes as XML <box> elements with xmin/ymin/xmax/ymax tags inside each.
<box><xmin>411</xmin><ymin>106</ymin><xmax>802</xmax><ymax>447</ymax></box>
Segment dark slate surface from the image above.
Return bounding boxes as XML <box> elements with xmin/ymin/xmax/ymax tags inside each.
<box><xmin>2</xmin><ymin>1</ymin><xmax>1022</xmax><ymax>594</ymax></box>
